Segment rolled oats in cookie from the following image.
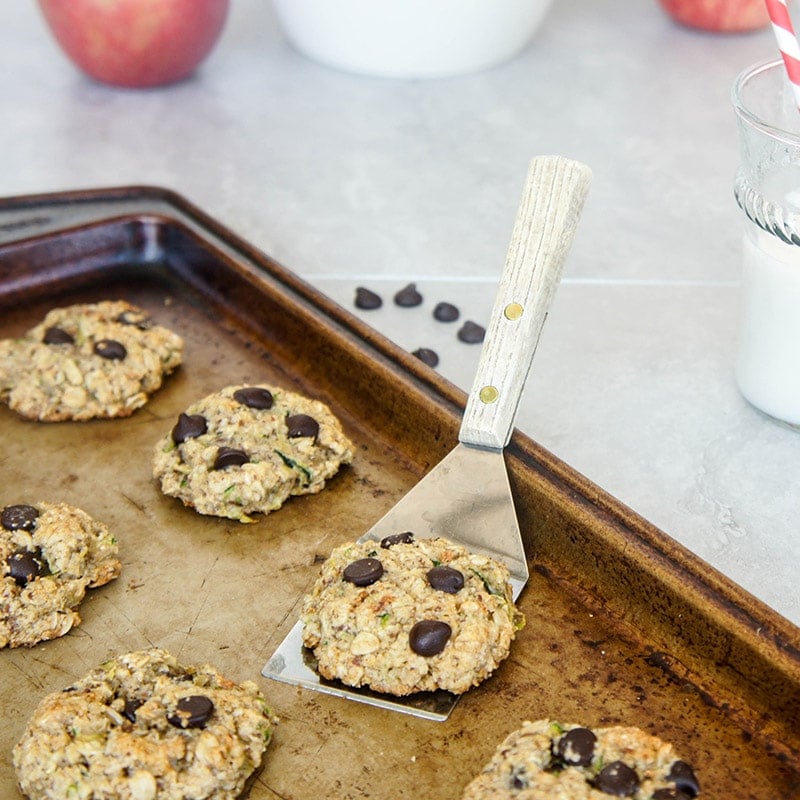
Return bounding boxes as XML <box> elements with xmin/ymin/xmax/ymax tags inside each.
<box><xmin>13</xmin><ymin>648</ymin><xmax>278</xmax><ymax>800</ymax></box>
<box><xmin>301</xmin><ymin>534</ymin><xmax>525</xmax><ymax>696</ymax></box>
<box><xmin>461</xmin><ymin>718</ymin><xmax>701</xmax><ymax>799</ymax></box>
<box><xmin>152</xmin><ymin>383</ymin><xmax>354</xmax><ymax>522</ymax></box>
<box><xmin>0</xmin><ymin>300</ymin><xmax>183</xmax><ymax>421</ymax></box>
<box><xmin>0</xmin><ymin>501</ymin><xmax>121</xmax><ymax>648</ymax></box>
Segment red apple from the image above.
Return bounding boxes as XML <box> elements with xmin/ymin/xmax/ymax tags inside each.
<box><xmin>37</xmin><ymin>0</ymin><xmax>230</xmax><ymax>88</ymax></box>
<box><xmin>657</xmin><ymin>0</ymin><xmax>770</xmax><ymax>32</ymax></box>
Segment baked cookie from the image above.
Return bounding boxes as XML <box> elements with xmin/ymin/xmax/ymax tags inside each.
<box><xmin>0</xmin><ymin>300</ymin><xmax>183</xmax><ymax>421</ymax></box>
<box><xmin>301</xmin><ymin>534</ymin><xmax>525</xmax><ymax>695</ymax></box>
<box><xmin>461</xmin><ymin>719</ymin><xmax>701</xmax><ymax>799</ymax></box>
<box><xmin>13</xmin><ymin>648</ymin><xmax>278</xmax><ymax>800</ymax></box>
<box><xmin>1</xmin><ymin>501</ymin><xmax>121</xmax><ymax>648</ymax></box>
<box><xmin>152</xmin><ymin>383</ymin><xmax>354</xmax><ymax>522</ymax></box>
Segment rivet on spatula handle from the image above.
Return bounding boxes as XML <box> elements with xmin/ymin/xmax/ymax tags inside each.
<box><xmin>459</xmin><ymin>156</ymin><xmax>592</xmax><ymax>450</ymax></box>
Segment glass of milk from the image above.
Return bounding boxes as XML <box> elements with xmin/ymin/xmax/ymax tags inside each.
<box><xmin>732</xmin><ymin>59</ymin><xmax>800</xmax><ymax>427</ymax></box>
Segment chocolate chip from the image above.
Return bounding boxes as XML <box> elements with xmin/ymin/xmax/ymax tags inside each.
<box><xmin>555</xmin><ymin>727</ymin><xmax>596</xmax><ymax>767</ymax></box>
<box><xmin>172</xmin><ymin>413</ymin><xmax>207</xmax><ymax>444</ymax></box>
<box><xmin>427</xmin><ymin>565</ymin><xmax>464</xmax><ymax>594</ymax></box>
<box><xmin>1</xmin><ymin>504</ymin><xmax>39</xmax><ymax>531</ymax></box>
<box><xmin>409</xmin><ymin>620</ymin><xmax>451</xmax><ymax>656</ymax></box>
<box><xmin>457</xmin><ymin>320</ymin><xmax>485</xmax><ymax>344</ymax></box>
<box><xmin>508</xmin><ymin>767</ymin><xmax>528</xmax><ymax>790</ymax></box>
<box><xmin>343</xmin><ymin>557</ymin><xmax>384</xmax><ymax>586</ymax></box>
<box><xmin>412</xmin><ymin>348</ymin><xmax>439</xmax><ymax>368</ymax></box>
<box><xmin>43</xmin><ymin>326</ymin><xmax>74</xmax><ymax>345</ymax></box>
<box><xmin>233</xmin><ymin>386</ymin><xmax>274</xmax><ymax>409</ymax></box>
<box><xmin>666</xmin><ymin>761</ymin><xmax>700</xmax><ymax>797</ymax></box>
<box><xmin>355</xmin><ymin>287</ymin><xmax>382</xmax><ymax>310</ymax></box>
<box><xmin>652</xmin><ymin>791</ymin><xmax>693</xmax><ymax>800</ymax></box>
<box><xmin>287</xmin><ymin>414</ymin><xmax>319</xmax><ymax>439</ymax></box>
<box><xmin>433</xmin><ymin>301</ymin><xmax>460</xmax><ymax>322</ymax></box>
<box><xmin>116</xmin><ymin>310</ymin><xmax>151</xmax><ymax>329</ymax></box>
<box><xmin>213</xmin><ymin>447</ymin><xmax>249</xmax><ymax>469</ymax></box>
<box><xmin>593</xmin><ymin>761</ymin><xmax>640</xmax><ymax>797</ymax></box>
<box><xmin>167</xmin><ymin>695</ymin><xmax>214</xmax><ymax>729</ymax></box>
<box><xmin>122</xmin><ymin>697</ymin><xmax>143</xmax><ymax>723</ymax></box>
<box><xmin>6</xmin><ymin>549</ymin><xmax>48</xmax><ymax>586</ymax></box>
<box><xmin>380</xmin><ymin>532</ymin><xmax>415</xmax><ymax>548</ymax></box>
<box><xmin>94</xmin><ymin>339</ymin><xmax>127</xmax><ymax>360</ymax></box>
<box><xmin>394</xmin><ymin>283</ymin><xmax>423</xmax><ymax>307</ymax></box>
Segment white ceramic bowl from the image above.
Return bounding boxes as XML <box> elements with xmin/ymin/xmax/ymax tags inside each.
<box><xmin>271</xmin><ymin>0</ymin><xmax>555</xmax><ymax>78</ymax></box>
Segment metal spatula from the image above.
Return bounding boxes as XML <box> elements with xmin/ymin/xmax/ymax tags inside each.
<box><xmin>263</xmin><ymin>155</ymin><xmax>592</xmax><ymax>720</ymax></box>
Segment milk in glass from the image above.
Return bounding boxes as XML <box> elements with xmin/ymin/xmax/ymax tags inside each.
<box><xmin>736</xmin><ymin>223</ymin><xmax>800</xmax><ymax>425</ymax></box>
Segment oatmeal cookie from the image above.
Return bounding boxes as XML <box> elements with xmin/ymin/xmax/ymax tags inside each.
<box><xmin>152</xmin><ymin>383</ymin><xmax>354</xmax><ymax>522</ymax></box>
<box><xmin>461</xmin><ymin>719</ymin><xmax>700</xmax><ymax>799</ymax></box>
<box><xmin>0</xmin><ymin>300</ymin><xmax>183</xmax><ymax>421</ymax></box>
<box><xmin>301</xmin><ymin>534</ymin><xmax>525</xmax><ymax>695</ymax></box>
<box><xmin>13</xmin><ymin>648</ymin><xmax>278</xmax><ymax>800</ymax></box>
<box><xmin>0</xmin><ymin>501</ymin><xmax>121</xmax><ymax>648</ymax></box>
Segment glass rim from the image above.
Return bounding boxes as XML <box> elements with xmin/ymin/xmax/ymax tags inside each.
<box><xmin>732</xmin><ymin>57</ymin><xmax>800</xmax><ymax>147</ymax></box>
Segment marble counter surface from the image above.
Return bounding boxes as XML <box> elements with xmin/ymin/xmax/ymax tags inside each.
<box><xmin>2</xmin><ymin>0</ymin><xmax>798</xmax><ymax>628</ymax></box>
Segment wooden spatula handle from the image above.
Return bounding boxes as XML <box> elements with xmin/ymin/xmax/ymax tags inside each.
<box><xmin>459</xmin><ymin>156</ymin><xmax>592</xmax><ymax>450</ymax></box>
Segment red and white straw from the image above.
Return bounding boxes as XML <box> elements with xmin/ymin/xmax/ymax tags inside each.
<box><xmin>765</xmin><ymin>0</ymin><xmax>800</xmax><ymax>107</ymax></box>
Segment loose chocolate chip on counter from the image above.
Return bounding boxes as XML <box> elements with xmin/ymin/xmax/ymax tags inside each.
<box><xmin>233</xmin><ymin>387</ymin><xmax>274</xmax><ymax>410</ymax></box>
<box><xmin>94</xmin><ymin>339</ymin><xmax>127</xmax><ymax>360</ymax></box>
<box><xmin>355</xmin><ymin>287</ymin><xmax>383</xmax><ymax>310</ymax></box>
<box><xmin>593</xmin><ymin>761</ymin><xmax>640</xmax><ymax>797</ymax></box>
<box><xmin>167</xmin><ymin>695</ymin><xmax>214</xmax><ymax>729</ymax></box>
<box><xmin>666</xmin><ymin>761</ymin><xmax>700</xmax><ymax>797</ymax></box>
<box><xmin>213</xmin><ymin>447</ymin><xmax>250</xmax><ymax>470</ymax></box>
<box><xmin>457</xmin><ymin>320</ymin><xmax>486</xmax><ymax>344</ymax></box>
<box><xmin>412</xmin><ymin>348</ymin><xmax>439</xmax><ymax>368</ymax></box>
<box><xmin>380</xmin><ymin>532</ymin><xmax>415</xmax><ymax>548</ymax></box>
<box><xmin>343</xmin><ymin>557</ymin><xmax>384</xmax><ymax>586</ymax></box>
<box><xmin>172</xmin><ymin>413</ymin><xmax>208</xmax><ymax>444</ymax></box>
<box><xmin>121</xmin><ymin>698</ymin><xmax>143</xmax><ymax>723</ymax></box>
<box><xmin>409</xmin><ymin>620</ymin><xmax>452</xmax><ymax>656</ymax></box>
<box><xmin>433</xmin><ymin>302</ymin><xmax>460</xmax><ymax>322</ymax></box>
<box><xmin>1</xmin><ymin>504</ymin><xmax>39</xmax><ymax>531</ymax></box>
<box><xmin>427</xmin><ymin>565</ymin><xmax>464</xmax><ymax>594</ymax></box>
<box><xmin>6</xmin><ymin>549</ymin><xmax>48</xmax><ymax>586</ymax></box>
<box><xmin>555</xmin><ymin>727</ymin><xmax>596</xmax><ymax>767</ymax></box>
<box><xmin>116</xmin><ymin>310</ymin><xmax>151</xmax><ymax>329</ymax></box>
<box><xmin>287</xmin><ymin>414</ymin><xmax>319</xmax><ymax>439</ymax></box>
<box><xmin>394</xmin><ymin>283</ymin><xmax>423</xmax><ymax>307</ymax></box>
<box><xmin>43</xmin><ymin>326</ymin><xmax>74</xmax><ymax>345</ymax></box>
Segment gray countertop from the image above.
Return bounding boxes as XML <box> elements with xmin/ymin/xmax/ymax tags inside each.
<box><xmin>3</xmin><ymin>0</ymin><xmax>798</xmax><ymax>629</ymax></box>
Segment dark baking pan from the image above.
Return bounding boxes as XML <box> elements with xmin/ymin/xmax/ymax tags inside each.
<box><xmin>0</xmin><ymin>186</ymin><xmax>798</xmax><ymax>800</ymax></box>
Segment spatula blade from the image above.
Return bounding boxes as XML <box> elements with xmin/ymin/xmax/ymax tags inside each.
<box><xmin>359</xmin><ymin>443</ymin><xmax>528</xmax><ymax>600</ymax></box>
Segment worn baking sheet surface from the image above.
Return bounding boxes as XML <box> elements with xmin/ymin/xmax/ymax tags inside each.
<box><xmin>0</xmin><ymin>188</ymin><xmax>798</xmax><ymax>799</ymax></box>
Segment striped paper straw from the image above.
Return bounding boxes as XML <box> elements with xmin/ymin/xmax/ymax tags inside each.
<box><xmin>765</xmin><ymin>0</ymin><xmax>800</xmax><ymax>108</ymax></box>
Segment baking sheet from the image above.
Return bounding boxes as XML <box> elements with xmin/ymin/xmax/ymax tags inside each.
<box><xmin>0</xmin><ymin>187</ymin><xmax>798</xmax><ymax>799</ymax></box>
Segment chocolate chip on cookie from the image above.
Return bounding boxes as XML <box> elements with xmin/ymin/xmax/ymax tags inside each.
<box><xmin>168</xmin><ymin>695</ymin><xmax>215</xmax><ymax>729</ymax></box>
<box><xmin>172</xmin><ymin>413</ymin><xmax>208</xmax><ymax>444</ymax></box>
<box><xmin>409</xmin><ymin>620</ymin><xmax>452</xmax><ymax>656</ymax></box>
<box><xmin>2</xmin><ymin>504</ymin><xmax>39</xmax><ymax>532</ymax></box>
<box><xmin>427</xmin><ymin>565</ymin><xmax>464</xmax><ymax>593</ymax></box>
<box><xmin>6</xmin><ymin>549</ymin><xmax>48</xmax><ymax>586</ymax></box>
<box><xmin>42</xmin><ymin>326</ymin><xmax>74</xmax><ymax>345</ymax></box>
<box><xmin>233</xmin><ymin>386</ymin><xmax>274</xmax><ymax>409</ymax></box>
<box><xmin>213</xmin><ymin>447</ymin><xmax>250</xmax><ymax>469</ymax></box>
